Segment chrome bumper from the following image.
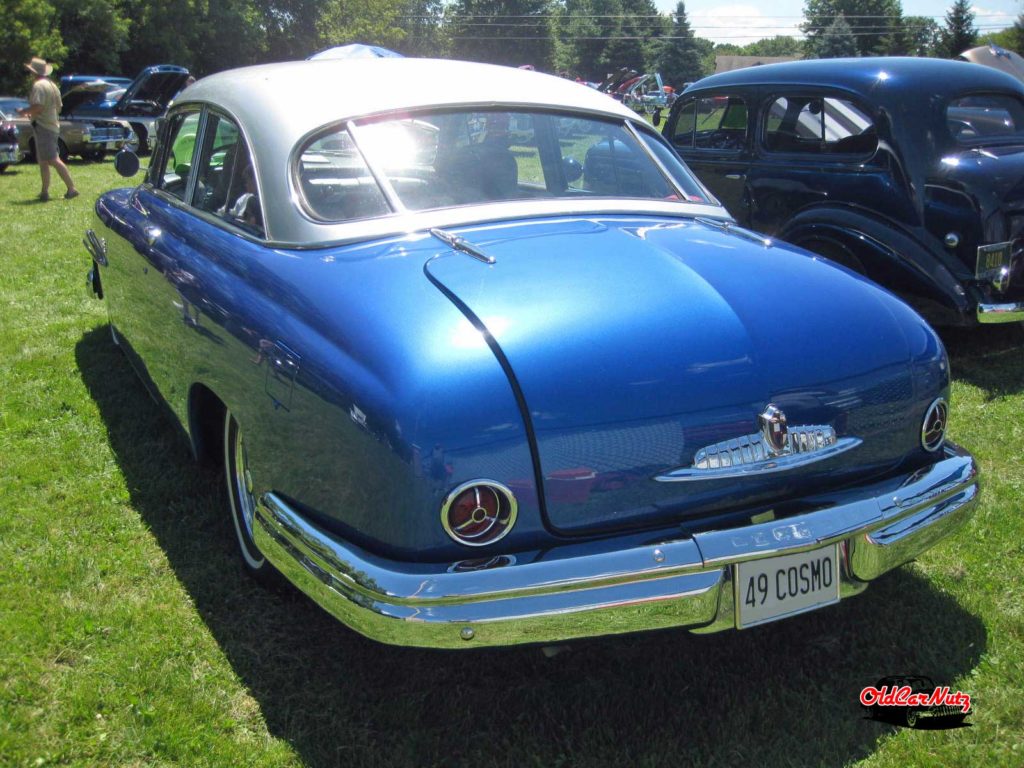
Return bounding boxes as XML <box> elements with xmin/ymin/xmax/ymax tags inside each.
<box><xmin>978</xmin><ymin>301</ymin><xmax>1024</xmax><ymax>323</ymax></box>
<box><xmin>253</xmin><ymin>443</ymin><xmax>978</xmax><ymax>649</ymax></box>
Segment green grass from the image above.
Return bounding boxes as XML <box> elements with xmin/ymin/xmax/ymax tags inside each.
<box><xmin>1</xmin><ymin>158</ymin><xmax>1023</xmax><ymax>767</ymax></box>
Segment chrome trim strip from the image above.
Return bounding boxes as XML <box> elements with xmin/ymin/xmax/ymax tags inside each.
<box><xmin>656</xmin><ymin>436</ymin><xmax>861</xmax><ymax>482</ymax></box>
<box><xmin>694</xmin><ymin>216</ymin><xmax>773</xmax><ymax>247</ymax></box>
<box><xmin>430</xmin><ymin>227</ymin><xmax>496</xmax><ymax>265</ymax></box>
<box><xmin>978</xmin><ymin>301</ymin><xmax>1024</xmax><ymax>323</ymax></box>
<box><xmin>252</xmin><ymin>443</ymin><xmax>977</xmax><ymax>648</ymax></box>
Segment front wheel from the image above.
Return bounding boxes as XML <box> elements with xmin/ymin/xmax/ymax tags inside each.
<box><xmin>224</xmin><ymin>411</ymin><xmax>273</xmax><ymax>576</ymax></box>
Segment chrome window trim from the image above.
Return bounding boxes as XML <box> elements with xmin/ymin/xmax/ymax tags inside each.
<box><xmin>347</xmin><ymin>119</ymin><xmax>406</xmax><ymax>215</ymax></box>
<box><xmin>289</xmin><ymin>106</ymin><xmax>717</xmax><ymax>228</ymax></box>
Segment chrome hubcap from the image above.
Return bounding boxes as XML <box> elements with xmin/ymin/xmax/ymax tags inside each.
<box><xmin>233</xmin><ymin>425</ymin><xmax>256</xmax><ymax>538</ymax></box>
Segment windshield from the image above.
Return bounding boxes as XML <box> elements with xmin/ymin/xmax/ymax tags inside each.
<box><xmin>297</xmin><ymin>109</ymin><xmax>711</xmax><ymax>222</ymax></box>
<box><xmin>947</xmin><ymin>94</ymin><xmax>1024</xmax><ymax>143</ymax></box>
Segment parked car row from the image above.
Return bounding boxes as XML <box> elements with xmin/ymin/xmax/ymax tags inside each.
<box><xmin>655</xmin><ymin>56</ymin><xmax>1024</xmax><ymax>325</ymax></box>
<box><xmin>0</xmin><ymin>96</ymin><xmax>133</xmax><ymax>164</ymax></box>
<box><xmin>86</xmin><ymin>57</ymin><xmax>981</xmax><ymax>650</ymax></box>
<box><xmin>0</xmin><ymin>64</ymin><xmax>189</xmax><ymax>169</ymax></box>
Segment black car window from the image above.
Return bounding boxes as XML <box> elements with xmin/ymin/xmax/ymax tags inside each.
<box><xmin>672</xmin><ymin>96</ymin><xmax>748</xmax><ymax>152</ymax></box>
<box><xmin>193</xmin><ymin>113</ymin><xmax>265</xmax><ymax>238</ymax></box>
<box><xmin>764</xmin><ymin>96</ymin><xmax>877</xmax><ymax>155</ymax></box>
<box><xmin>154</xmin><ymin>110</ymin><xmax>202</xmax><ymax>201</ymax></box>
<box><xmin>671</xmin><ymin>100</ymin><xmax>696</xmax><ymax>149</ymax></box>
<box><xmin>947</xmin><ymin>94</ymin><xmax>1024</xmax><ymax>143</ymax></box>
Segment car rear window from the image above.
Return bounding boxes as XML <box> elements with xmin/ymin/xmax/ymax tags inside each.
<box><xmin>296</xmin><ymin>109</ymin><xmax>710</xmax><ymax>222</ymax></box>
<box><xmin>764</xmin><ymin>96</ymin><xmax>877</xmax><ymax>155</ymax></box>
<box><xmin>947</xmin><ymin>94</ymin><xmax>1024</xmax><ymax>143</ymax></box>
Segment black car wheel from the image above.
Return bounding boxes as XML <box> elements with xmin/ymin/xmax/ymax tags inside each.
<box><xmin>224</xmin><ymin>410</ymin><xmax>274</xmax><ymax>578</ymax></box>
<box><xmin>57</xmin><ymin>139</ymin><xmax>69</xmax><ymax>163</ymax></box>
<box><xmin>904</xmin><ymin>709</ymin><xmax>919</xmax><ymax>727</ymax></box>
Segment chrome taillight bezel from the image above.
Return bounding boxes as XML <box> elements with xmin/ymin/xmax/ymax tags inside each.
<box><xmin>441</xmin><ymin>480</ymin><xmax>518</xmax><ymax>547</ymax></box>
<box><xmin>921</xmin><ymin>397</ymin><xmax>948</xmax><ymax>453</ymax></box>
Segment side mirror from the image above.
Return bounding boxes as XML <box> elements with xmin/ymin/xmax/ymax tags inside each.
<box><xmin>652</xmin><ymin>108</ymin><xmax>663</xmax><ymax>127</ymax></box>
<box><xmin>563</xmin><ymin>157</ymin><xmax>583</xmax><ymax>183</ymax></box>
<box><xmin>114</xmin><ymin>148</ymin><xmax>140</xmax><ymax>177</ymax></box>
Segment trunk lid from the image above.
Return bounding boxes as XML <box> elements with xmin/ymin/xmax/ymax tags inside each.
<box><xmin>425</xmin><ymin>216</ymin><xmax>925</xmax><ymax>534</ymax></box>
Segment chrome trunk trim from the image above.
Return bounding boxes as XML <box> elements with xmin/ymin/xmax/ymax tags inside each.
<box><xmin>655</xmin><ymin>425</ymin><xmax>860</xmax><ymax>483</ymax></box>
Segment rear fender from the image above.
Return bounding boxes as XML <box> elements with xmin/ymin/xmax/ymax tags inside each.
<box><xmin>780</xmin><ymin>209</ymin><xmax>973</xmax><ymax>326</ymax></box>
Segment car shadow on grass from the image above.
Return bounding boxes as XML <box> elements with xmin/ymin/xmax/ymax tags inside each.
<box><xmin>76</xmin><ymin>326</ymin><xmax>987</xmax><ymax>768</ymax></box>
<box><xmin>941</xmin><ymin>323</ymin><xmax>1024</xmax><ymax>400</ymax></box>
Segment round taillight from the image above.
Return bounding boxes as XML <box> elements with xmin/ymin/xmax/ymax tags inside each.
<box><xmin>921</xmin><ymin>397</ymin><xmax>948</xmax><ymax>453</ymax></box>
<box><xmin>441</xmin><ymin>480</ymin><xmax>517</xmax><ymax>547</ymax></box>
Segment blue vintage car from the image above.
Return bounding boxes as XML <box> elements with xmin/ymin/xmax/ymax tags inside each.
<box><xmin>65</xmin><ymin>64</ymin><xmax>191</xmax><ymax>153</ymax></box>
<box><xmin>659</xmin><ymin>57</ymin><xmax>1024</xmax><ymax>326</ymax></box>
<box><xmin>86</xmin><ymin>59</ymin><xmax>979</xmax><ymax>648</ymax></box>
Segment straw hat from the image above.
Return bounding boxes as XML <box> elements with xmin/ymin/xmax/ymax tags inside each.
<box><xmin>24</xmin><ymin>57</ymin><xmax>53</xmax><ymax>77</ymax></box>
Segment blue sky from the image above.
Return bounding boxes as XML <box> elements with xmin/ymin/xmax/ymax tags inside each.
<box><xmin>663</xmin><ymin>0</ymin><xmax>1020</xmax><ymax>45</ymax></box>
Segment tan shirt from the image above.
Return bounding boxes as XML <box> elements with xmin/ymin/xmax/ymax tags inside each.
<box><xmin>29</xmin><ymin>78</ymin><xmax>62</xmax><ymax>133</ymax></box>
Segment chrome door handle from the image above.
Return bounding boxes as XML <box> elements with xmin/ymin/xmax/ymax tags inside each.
<box><xmin>144</xmin><ymin>226</ymin><xmax>162</xmax><ymax>246</ymax></box>
<box><xmin>725</xmin><ymin>173</ymin><xmax>745</xmax><ymax>180</ymax></box>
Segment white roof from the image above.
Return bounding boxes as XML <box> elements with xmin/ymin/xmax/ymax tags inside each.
<box><xmin>170</xmin><ymin>59</ymin><xmax>719</xmax><ymax>244</ymax></box>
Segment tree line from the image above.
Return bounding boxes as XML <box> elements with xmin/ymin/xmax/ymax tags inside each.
<box><xmin>2</xmin><ymin>0</ymin><xmax>1016</xmax><ymax>96</ymax></box>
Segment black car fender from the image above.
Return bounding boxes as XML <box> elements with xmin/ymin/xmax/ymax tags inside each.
<box><xmin>779</xmin><ymin>207</ymin><xmax>973</xmax><ymax>326</ymax></box>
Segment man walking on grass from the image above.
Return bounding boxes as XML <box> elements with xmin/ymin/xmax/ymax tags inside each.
<box><xmin>17</xmin><ymin>57</ymin><xmax>79</xmax><ymax>201</ymax></box>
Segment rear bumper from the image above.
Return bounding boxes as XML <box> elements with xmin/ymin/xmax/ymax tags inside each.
<box><xmin>253</xmin><ymin>443</ymin><xmax>979</xmax><ymax>649</ymax></box>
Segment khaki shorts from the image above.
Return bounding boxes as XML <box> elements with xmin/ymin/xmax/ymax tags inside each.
<box><xmin>33</xmin><ymin>125</ymin><xmax>60</xmax><ymax>162</ymax></box>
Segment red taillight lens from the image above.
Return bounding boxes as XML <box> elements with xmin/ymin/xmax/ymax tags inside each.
<box><xmin>441</xmin><ymin>481</ymin><xmax>517</xmax><ymax>546</ymax></box>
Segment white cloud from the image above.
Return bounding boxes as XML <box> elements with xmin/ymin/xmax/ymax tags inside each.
<box><xmin>686</xmin><ymin>5</ymin><xmax>804</xmax><ymax>45</ymax></box>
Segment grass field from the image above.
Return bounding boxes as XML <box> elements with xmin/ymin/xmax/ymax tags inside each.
<box><xmin>1</xmin><ymin>158</ymin><xmax>1023</xmax><ymax>767</ymax></box>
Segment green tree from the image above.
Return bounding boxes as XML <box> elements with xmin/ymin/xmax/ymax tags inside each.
<box><xmin>120</xmin><ymin>0</ymin><xmax>200</xmax><ymax>75</ymax></box>
<box><xmin>817</xmin><ymin>12</ymin><xmax>858</xmax><ymax>57</ymax></box>
<box><xmin>743</xmin><ymin>36</ymin><xmax>803</xmax><ymax>57</ymax></box>
<box><xmin>448</xmin><ymin>0</ymin><xmax>557</xmax><ymax>70</ymax></box>
<box><xmin>557</xmin><ymin>0</ymin><xmax>622</xmax><ymax>80</ymax></box>
<box><xmin>602</xmin><ymin>0</ymin><xmax>661</xmax><ymax>75</ymax></box>
<box><xmin>939</xmin><ymin>0</ymin><xmax>976</xmax><ymax>57</ymax></box>
<box><xmin>0</xmin><ymin>0</ymin><xmax>65</xmax><ymax>94</ymax></box>
<box><xmin>316</xmin><ymin>0</ymin><xmax>408</xmax><ymax>51</ymax></box>
<box><xmin>398</xmin><ymin>0</ymin><xmax>448</xmax><ymax>57</ymax></box>
<box><xmin>802</xmin><ymin>0</ymin><xmax>903</xmax><ymax>57</ymax></box>
<box><xmin>901</xmin><ymin>15</ymin><xmax>940</xmax><ymax>56</ymax></box>
<box><xmin>53</xmin><ymin>0</ymin><xmax>130</xmax><ymax>75</ymax></box>
<box><xmin>653</xmin><ymin>1</ymin><xmax>703</xmax><ymax>89</ymax></box>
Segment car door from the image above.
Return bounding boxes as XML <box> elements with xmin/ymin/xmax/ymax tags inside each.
<box><xmin>667</xmin><ymin>90</ymin><xmax>754</xmax><ymax>219</ymax></box>
<box><xmin>746</xmin><ymin>91</ymin><xmax>900</xmax><ymax>237</ymax></box>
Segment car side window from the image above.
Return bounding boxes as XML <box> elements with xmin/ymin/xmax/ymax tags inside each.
<box><xmin>192</xmin><ymin>114</ymin><xmax>265</xmax><ymax>238</ymax></box>
<box><xmin>693</xmin><ymin>96</ymin><xmax>748</xmax><ymax>150</ymax></box>
<box><xmin>764</xmin><ymin>96</ymin><xmax>877</xmax><ymax>155</ymax></box>
<box><xmin>155</xmin><ymin>110</ymin><xmax>201</xmax><ymax>201</ymax></box>
<box><xmin>671</xmin><ymin>100</ymin><xmax>696</xmax><ymax>149</ymax></box>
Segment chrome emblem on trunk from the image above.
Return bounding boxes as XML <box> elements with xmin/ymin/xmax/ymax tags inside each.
<box><xmin>759</xmin><ymin>404</ymin><xmax>788</xmax><ymax>456</ymax></box>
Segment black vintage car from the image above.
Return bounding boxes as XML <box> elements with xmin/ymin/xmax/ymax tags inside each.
<box><xmin>659</xmin><ymin>57</ymin><xmax>1024</xmax><ymax>326</ymax></box>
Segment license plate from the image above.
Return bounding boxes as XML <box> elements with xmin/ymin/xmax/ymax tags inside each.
<box><xmin>976</xmin><ymin>241</ymin><xmax>1013</xmax><ymax>279</ymax></box>
<box><xmin>735</xmin><ymin>545</ymin><xmax>839</xmax><ymax>628</ymax></box>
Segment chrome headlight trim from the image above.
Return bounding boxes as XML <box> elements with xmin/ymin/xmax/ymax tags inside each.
<box><xmin>921</xmin><ymin>397</ymin><xmax>948</xmax><ymax>453</ymax></box>
<box><xmin>440</xmin><ymin>479</ymin><xmax>518</xmax><ymax>547</ymax></box>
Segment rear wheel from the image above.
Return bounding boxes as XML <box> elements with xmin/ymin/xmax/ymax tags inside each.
<box><xmin>224</xmin><ymin>410</ymin><xmax>273</xmax><ymax>577</ymax></box>
<box><xmin>57</xmin><ymin>139</ymin><xmax>69</xmax><ymax>163</ymax></box>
